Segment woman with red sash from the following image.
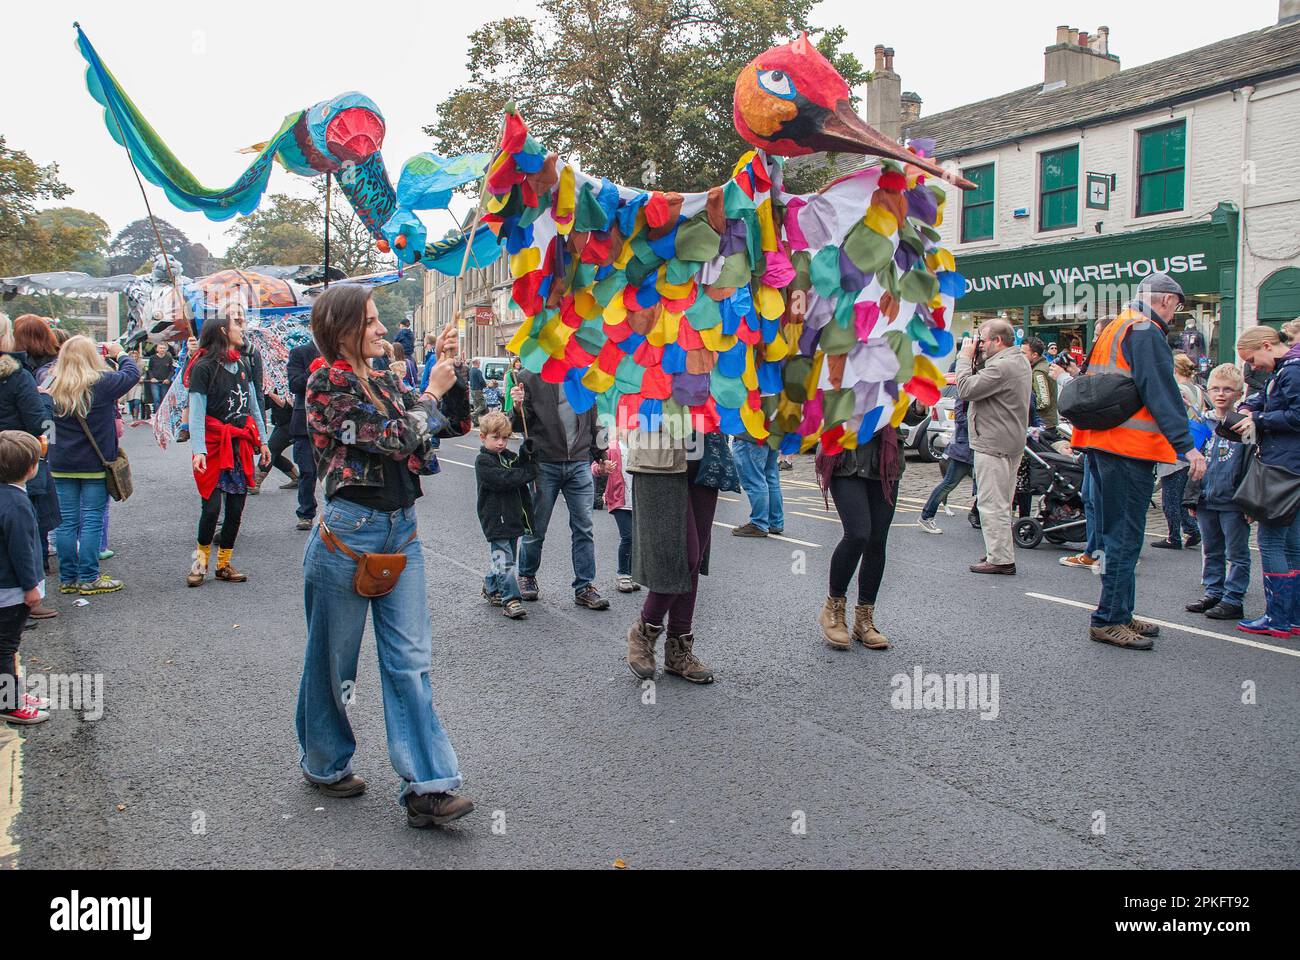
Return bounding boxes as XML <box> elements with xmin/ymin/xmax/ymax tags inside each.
<box><xmin>185</xmin><ymin>306</ymin><xmax>270</xmax><ymax>587</ymax></box>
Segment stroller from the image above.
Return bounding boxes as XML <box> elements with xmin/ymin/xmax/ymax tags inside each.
<box><xmin>1011</xmin><ymin>431</ymin><xmax>1087</xmax><ymax>549</ymax></box>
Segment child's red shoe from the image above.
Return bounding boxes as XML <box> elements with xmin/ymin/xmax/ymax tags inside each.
<box><xmin>2</xmin><ymin>705</ymin><xmax>49</xmax><ymax>725</ymax></box>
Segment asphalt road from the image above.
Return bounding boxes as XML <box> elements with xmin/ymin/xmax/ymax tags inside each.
<box><xmin>11</xmin><ymin>426</ymin><xmax>1300</xmax><ymax>869</ymax></box>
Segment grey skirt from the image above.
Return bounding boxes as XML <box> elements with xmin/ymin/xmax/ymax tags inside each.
<box><xmin>630</xmin><ymin>471</ymin><xmax>710</xmax><ymax>595</ymax></box>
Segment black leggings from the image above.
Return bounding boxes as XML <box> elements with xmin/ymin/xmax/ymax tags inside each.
<box><xmin>197</xmin><ymin>490</ymin><xmax>247</xmax><ymax>549</ymax></box>
<box><xmin>828</xmin><ymin>474</ymin><xmax>897</xmax><ymax>605</ymax></box>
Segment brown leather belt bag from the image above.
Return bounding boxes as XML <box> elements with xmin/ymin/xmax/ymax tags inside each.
<box><xmin>319</xmin><ymin>521</ymin><xmax>417</xmax><ymax>598</ymax></box>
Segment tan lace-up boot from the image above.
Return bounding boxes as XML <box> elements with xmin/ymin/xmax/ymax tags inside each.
<box><xmin>852</xmin><ymin>603</ymin><xmax>890</xmax><ymax>650</ymax></box>
<box><xmin>819</xmin><ymin>596</ymin><xmax>851</xmax><ymax>649</ymax></box>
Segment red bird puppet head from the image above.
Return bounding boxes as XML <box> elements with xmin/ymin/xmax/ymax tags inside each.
<box><xmin>734</xmin><ymin>35</ymin><xmax>972</xmax><ymax>189</ymax></box>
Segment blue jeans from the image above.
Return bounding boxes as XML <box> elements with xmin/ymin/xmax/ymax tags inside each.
<box><xmin>296</xmin><ymin>500</ymin><xmax>462</xmax><ymax>804</ymax></box>
<box><xmin>731</xmin><ymin>439</ymin><xmax>785</xmax><ymax>531</ymax></box>
<box><xmin>613</xmin><ymin>508</ymin><xmax>633</xmax><ymax>576</ymax></box>
<box><xmin>485</xmin><ymin>538</ymin><xmax>521</xmax><ymax>601</ymax></box>
<box><xmin>146</xmin><ymin>381</ymin><xmax>167</xmax><ymax>411</ymax></box>
<box><xmin>1256</xmin><ymin>509</ymin><xmax>1300</xmax><ymax>577</ymax></box>
<box><xmin>922</xmin><ymin>457</ymin><xmax>973</xmax><ymax>520</ymax></box>
<box><xmin>292</xmin><ymin>436</ymin><xmax>318</xmax><ymax>520</ymax></box>
<box><xmin>1082</xmin><ymin>452</ymin><xmax>1100</xmax><ymax>556</ymax></box>
<box><xmin>1091</xmin><ymin>451</ymin><xmax>1156</xmax><ymax>627</ymax></box>
<box><xmin>53</xmin><ymin>476</ymin><xmax>108</xmax><ymax>584</ymax></box>
<box><xmin>1160</xmin><ymin>468</ymin><xmax>1197</xmax><ymax>540</ymax></box>
<box><xmin>518</xmin><ymin>460</ymin><xmax>595</xmax><ymax>589</ymax></box>
<box><xmin>1198</xmin><ymin>508</ymin><xmax>1251</xmax><ymax>604</ymax></box>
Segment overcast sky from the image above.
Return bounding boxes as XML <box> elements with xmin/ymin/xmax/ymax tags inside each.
<box><xmin>2</xmin><ymin>0</ymin><xmax>1285</xmax><ymax>259</ymax></box>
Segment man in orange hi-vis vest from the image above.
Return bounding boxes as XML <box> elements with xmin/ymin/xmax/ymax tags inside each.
<box><xmin>1071</xmin><ymin>273</ymin><xmax>1207</xmax><ymax>651</ymax></box>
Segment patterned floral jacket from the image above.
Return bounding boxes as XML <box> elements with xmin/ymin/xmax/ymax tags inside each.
<box><xmin>306</xmin><ymin>359</ymin><xmax>465</xmax><ymax>501</ymax></box>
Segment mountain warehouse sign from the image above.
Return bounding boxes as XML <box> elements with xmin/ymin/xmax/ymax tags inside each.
<box><xmin>965</xmin><ymin>253</ymin><xmax>1209</xmax><ymax>295</ymax></box>
<box><xmin>952</xmin><ymin>209</ymin><xmax>1239</xmax><ymax>313</ymax></box>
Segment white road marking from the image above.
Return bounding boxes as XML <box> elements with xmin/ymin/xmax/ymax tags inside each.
<box><xmin>1026</xmin><ymin>592</ymin><xmax>1300</xmax><ymax>659</ymax></box>
<box><xmin>712</xmin><ymin>522</ymin><xmax>819</xmax><ymax>549</ymax></box>
<box><xmin>785</xmin><ymin>509</ymin><xmax>836</xmax><ymax>522</ymax></box>
<box><xmin>439</xmin><ymin>457</ymin><xmax>475</xmax><ymax>468</ymax></box>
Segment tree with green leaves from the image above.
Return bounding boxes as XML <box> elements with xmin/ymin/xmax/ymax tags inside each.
<box><xmin>223</xmin><ymin>179</ymin><xmax>393</xmax><ymax>276</ymax></box>
<box><xmin>426</xmin><ymin>0</ymin><xmax>866</xmax><ymax>195</ymax></box>
<box><xmin>225</xmin><ymin>194</ymin><xmax>322</xmax><ymax>268</ymax></box>
<box><xmin>372</xmin><ymin>269</ymin><xmax>425</xmax><ymax>330</ymax></box>
<box><xmin>107</xmin><ymin>217</ymin><xmax>193</xmax><ymax>275</ymax></box>
<box><xmin>0</xmin><ymin>136</ymin><xmax>74</xmax><ymax>276</ymax></box>
<box><xmin>32</xmin><ymin>208</ymin><xmax>111</xmax><ymax>276</ymax></box>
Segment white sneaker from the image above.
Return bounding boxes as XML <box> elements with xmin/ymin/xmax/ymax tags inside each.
<box><xmin>942</xmin><ymin>503</ymin><xmax>954</xmax><ymax>517</ymax></box>
<box><xmin>918</xmin><ymin>517</ymin><xmax>941</xmax><ymax>534</ymax></box>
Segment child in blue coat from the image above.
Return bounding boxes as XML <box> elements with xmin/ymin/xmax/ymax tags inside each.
<box><xmin>1185</xmin><ymin>364</ymin><xmax>1251</xmax><ymax>620</ymax></box>
<box><xmin>0</xmin><ymin>431</ymin><xmax>49</xmax><ymax>724</ymax></box>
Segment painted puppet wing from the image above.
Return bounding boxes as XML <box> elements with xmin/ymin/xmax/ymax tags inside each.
<box><xmin>486</xmin><ymin>110</ymin><xmax>963</xmax><ymax>449</ymax></box>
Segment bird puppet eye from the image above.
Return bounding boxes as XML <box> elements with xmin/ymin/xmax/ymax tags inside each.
<box><xmin>756</xmin><ymin>69</ymin><xmax>797</xmax><ymax>100</ymax></box>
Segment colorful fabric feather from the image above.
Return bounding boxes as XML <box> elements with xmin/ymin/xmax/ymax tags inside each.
<box><xmin>485</xmin><ymin>111</ymin><xmax>964</xmax><ymax>454</ymax></box>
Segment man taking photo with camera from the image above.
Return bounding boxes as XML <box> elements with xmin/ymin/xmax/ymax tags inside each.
<box><xmin>956</xmin><ymin>319</ymin><xmax>1032</xmax><ymax>575</ymax></box>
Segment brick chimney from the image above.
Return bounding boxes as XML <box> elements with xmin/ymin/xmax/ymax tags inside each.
<box><xmin>900</xmin><ymin>91</ymin><xmax>923</xmax><ymax>125</ymax></box>
<box><xmin>1044</xmin><ymin>24</ymin><xmax>1120</xmax><ymax>88</ymax></box>
<box><xmin>866</xmin><ymin>43</ymin><xmax>902</xmax><ymax>141</ymax></box>
<box><xmin>1282</xmin><ymin>0</ymin><xmax>1300</xmax><ymax>23</ymax></box>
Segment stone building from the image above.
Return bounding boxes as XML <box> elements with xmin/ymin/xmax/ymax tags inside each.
<box><xmin>814</xmin><ymin>4</ymin><xmax>1300</xmax><ymax>364</ymax></box>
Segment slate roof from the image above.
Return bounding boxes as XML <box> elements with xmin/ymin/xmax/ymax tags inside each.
<box><xmin>814</xmin><ymin>18</ymin><xmax>1300</xmax><ymax>179</ymax></box>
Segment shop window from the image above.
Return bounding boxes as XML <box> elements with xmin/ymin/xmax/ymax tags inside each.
<box><xmin>1039</xmin><ymin>146</ymin><xmax>1079</xmax><ymax>232</ymax></box>
<box><xmin>961</xmin><ymin>164</ymin><xmax>995</xmax><ymax>242</ymax></box>
<box><xmin>1136</xmin><ymin>121</ymin><xmax>1186</xmax><ymax>216</ymax></box>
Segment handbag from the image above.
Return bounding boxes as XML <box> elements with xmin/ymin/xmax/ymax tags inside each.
<box><xmin>74</xmin><ymin>414</ymin><xmax>133</xmax><ymax>502</ymax></box>
<box><xmin>1232</xmin><ymin>447</ymin><xmax>1300</xmax><ymax>525</ymax></box>
<box><xmin>318</xmin><ymin>521</ymin><xmax>417</xmax><ymax>598</ymax></box>
<box><xmin>694</xmin><ymin>433</ymin><xmax>741</xmax><ymax>492</ymax></box>
<box><xmin>1058</xmin><ymin>373</ymin><xmax>1143</xmax><ymax>430</ymax></box>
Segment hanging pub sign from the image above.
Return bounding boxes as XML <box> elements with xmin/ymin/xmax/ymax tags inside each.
<box><xmin>1086</xmin><ymin>172</ymin><xmax>1115</xmax><ymax>210</ymax></box>
<box><xmin>473</xmin><ymin>306</ymin><xmax>494</xmax><ymax>326</ymax></box>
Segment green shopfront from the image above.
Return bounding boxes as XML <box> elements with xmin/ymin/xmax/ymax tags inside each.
<box><xmin>951</xmin><ymin>203</ymin><xmax>1240</xmax><ymax>365</ymax></box>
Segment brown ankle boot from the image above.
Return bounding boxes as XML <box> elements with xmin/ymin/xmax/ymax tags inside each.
<box><xmin>626</xmin><ymin>617</ymin><xmax>662</xmax><ymax>680</ymax></box>
<box><xmin>819</xmin><ymin>596</ymin><xmax>851</xmax><ymax>649</ymax></box>
<box><xmin>664</xmin><ymin>633</ymin><xmax>713</xmax><ymax>684</ymax></box>
<box><xmin>852</xmin><ymin>603</ymin><xmax>890</xmax><ymax>649</ymax></box>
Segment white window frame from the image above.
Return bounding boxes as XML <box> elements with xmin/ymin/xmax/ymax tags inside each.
<box><xmin>955</xmin><ymin>157</ymin><xmax>1000</xmax><ymax>250</ymax></box>
<box><xmin>1125</xmin><ymin>107</ymin><xmax>1194</xmax><ymax>228</ymax></box>
<box><xmin>1032</xmin><ymin>136</ymin><xmax>1086</xmax><ymax>241</ymax></box>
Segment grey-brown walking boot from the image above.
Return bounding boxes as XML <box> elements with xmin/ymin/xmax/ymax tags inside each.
<box><xmin>852</xmin><ymin>603</ymin><xmax>890</xmax><ymax>649</ymax></box>
<box><xmin>819</xmin><ymin>596</ymin><xmax>851</xmax><ymax>650</ymax></box>
<box><xmin>626</xmin><ymin>617</ymin><xmax>663</xmax><ymax>680</ymax></box>
<box><xmin>664</xmin><ymin>632</ymin><xmax>713</xmax><ymax>684</ymax></box>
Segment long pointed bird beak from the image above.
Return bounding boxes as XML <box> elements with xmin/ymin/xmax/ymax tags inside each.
<box><xmin>809</xmin><ymin>100</ymin><xmax>975</xmax><ymax>190</ymax></box>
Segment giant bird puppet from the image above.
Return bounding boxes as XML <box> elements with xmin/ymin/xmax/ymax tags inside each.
<box><xmin>482</xmin><ymin>35</ymin><xmax>972</xmax><ymax>455</ymax></box>
<box><xmin>72</xmin><ymin>26</ymin><xmax>970</xmax><ymax>455</ymax></box>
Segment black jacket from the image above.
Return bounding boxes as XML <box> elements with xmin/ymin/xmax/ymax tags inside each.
<box><xmin>145</xmin><ymin>353</ymin><xmax>175</xmax><ymax>383</ymax></box>
<box><xmin>0</xmin><ymin>353</ymin><xmax>52</xmax><ymax>498</ymax></box>
<box><xmin>287</xmin><ymin>342</ymin><xmax>321</xmax><ymax>437</ymax></box>
<box><xmin>475</xmin><ymin>440</ymin><xmax>537</xmax><ymax>540</ymax></box>
<box><xmin>508</xmin><ymin>369</ymin><xmax>606</xmax><ymax>463</ymax></box>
